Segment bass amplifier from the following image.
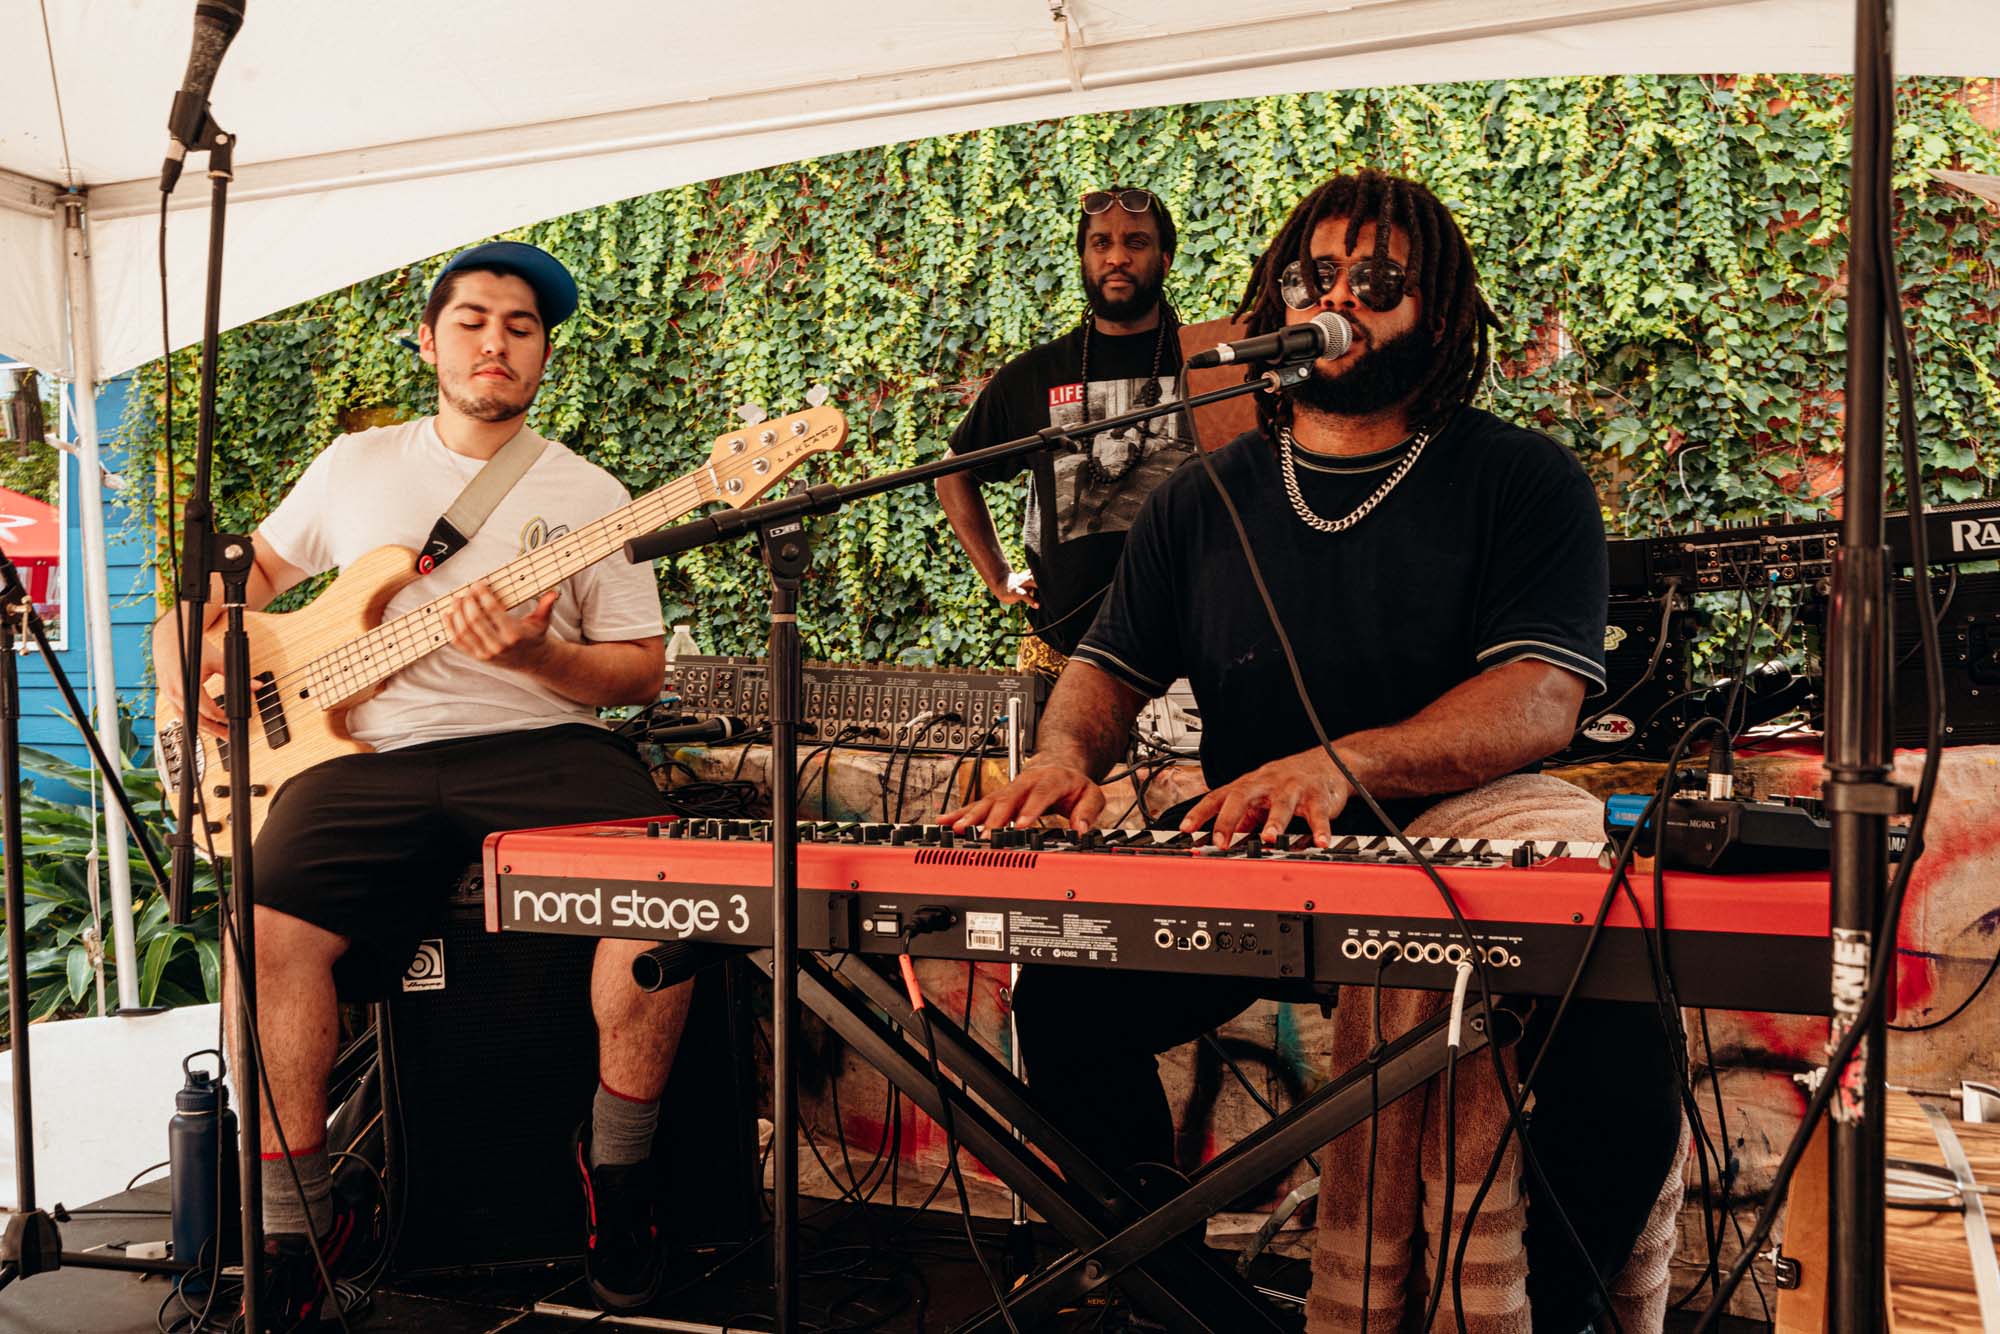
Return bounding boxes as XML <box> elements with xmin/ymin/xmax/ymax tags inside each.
<box><xmin>1553</xmin><ymin>594</ymin><xmax>1699</xmax><ymax>764</ymax></box>
<box><xmin>381</xmin><ymin>881</ymin><xmax>756</xmax><ymax>1272</ymax></box>
<box><xmin>1891</xmin><ymin>571</ymin><xmax>2000</xmax><ymax>747</ymax></box>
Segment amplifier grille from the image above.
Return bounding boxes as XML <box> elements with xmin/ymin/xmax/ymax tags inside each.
<box><xmin>912</xmin><ymin>848</ymin><xmax>1039</xmax><ymax>869</ymax></box>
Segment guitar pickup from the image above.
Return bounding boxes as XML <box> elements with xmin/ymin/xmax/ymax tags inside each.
<box><xmin>211</xmin><ymin>785</ymin><xmax>269</xmax><ymax>799</ymax></box>
<box><xmin>254</xmin><ymin>672</ymin><xmax>291</xmax><ymax>749</ymax></box>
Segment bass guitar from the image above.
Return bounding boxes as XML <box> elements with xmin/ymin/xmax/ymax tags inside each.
<box><xmin>155</xmin><ymin>403</ymin><xmax>848</xmax><ymax>847</ymax></box>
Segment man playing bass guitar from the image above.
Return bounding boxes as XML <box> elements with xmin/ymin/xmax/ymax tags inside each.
<box><xmin>154</xmin><ymin>243</ymin><xmax>682</xmax><ymax>1327</ymax></box>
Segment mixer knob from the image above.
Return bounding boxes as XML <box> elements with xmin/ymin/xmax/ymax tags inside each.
<box><xmin>1078</xmin><ymin>829</ymin><xmax>1103</xmax><ymax>849</ymax></box>
<box><xmin>937</xmin><ymin>826</ymin><xmax>955</xmax><ymax>848</ymax></box>
<box><xmin>1028</xmin><ymin>828</ymin><xmax>1047</xmax><ymax>850</ymax></box>
<box><xmin>890</xmin><ymin>826</ymin><xmax>913</xmax><ymax>846</ymax></box>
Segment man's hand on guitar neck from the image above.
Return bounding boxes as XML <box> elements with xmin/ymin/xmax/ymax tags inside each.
<box><xmin>445</xmin><ymin>581</ymin><xmax>560</xmax><ymax>670</ymax></box>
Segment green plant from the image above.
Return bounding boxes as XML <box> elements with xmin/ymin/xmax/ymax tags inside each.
<box><xmin>120</xmin><ymin>76</ymin><xmax>2000</xmax><ymax>668</ymax></box>
<box><xmin>0</xmin><ymin>743</ymin><xmax>220</xmax><ymax>1041</ymax></box>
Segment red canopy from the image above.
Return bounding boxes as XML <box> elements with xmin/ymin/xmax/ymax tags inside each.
<box><xmin>0</xmin><ymin>485</ymin><xmax>60</xmax><ymax>603</ymax></box>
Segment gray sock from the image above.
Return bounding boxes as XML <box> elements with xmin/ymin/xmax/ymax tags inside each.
<box><xmin>589</xmin><ymin>1080</ymin><xmax>661</xmax><ymax>1169</ymax></box>
<box><xmin>262</xmin><ymin>1147</ymin><xmax>333</xmax><ymax>1238</ymax></box>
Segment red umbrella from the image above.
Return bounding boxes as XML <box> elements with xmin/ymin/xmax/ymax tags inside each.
<box><xmin>0</xmin><ymin>484</ymin><xmax>60</xmax><ymax>603</ymax></box>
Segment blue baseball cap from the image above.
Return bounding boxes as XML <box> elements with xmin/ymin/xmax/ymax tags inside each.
<box><xmin>427</xmin><ymin>240</ymin><xmax>578</xmax><ymax>330</ymax></box>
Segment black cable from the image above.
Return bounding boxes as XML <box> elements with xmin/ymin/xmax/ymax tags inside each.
<box><xmin>1575</xmin><ymin>579</ymin><xmax>1682</xmax><ymax>736</ymax></box>
<box><xmin>127</xmin><ymin>1158</ymin><xmax>172</xmax><ymax>1191</ymax></box>
<box><xmin>913</xmin><ymin>994</ymin><xmax>1023</xmax><ymax>1334</ymax></box>
<box><xmin>1651</xmin><ymin>588</ymin><xmax>1775</xmax><ymax>1312</ymax></box>
<box><xmin>1419</xmin><ymin>1003</ymin><xmax>1461</xmax><ymax>1332</ymax></box>
<box><xmin>1197</xmin><ymin>1033</ymin><xmax>1322</xmax><ymax>1178</ymax></box>
<box><xmin>1891</xmin><ymin>940</ymin><xmax>2000</xmax><ymax>1032</ymax></box>
<box><xmin>991</xmin><ymin>580</ymin><xmax>1113</xmax><ymax>642</ymax></box>
<box><xmin>1692</xmin><ymin>44</ymin><xmax>1947</xmax><ymax>1319</ymax></box>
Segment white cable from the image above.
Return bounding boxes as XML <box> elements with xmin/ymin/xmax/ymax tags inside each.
<box><xmin>1447</xmin><ymin>960</ymin><xmax>1474</xmax><ymax>1050</ymax></box>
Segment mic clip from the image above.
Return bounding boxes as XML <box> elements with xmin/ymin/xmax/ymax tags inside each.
<box><xmin>161</xmin><ymin>106</ymin><xmax>233</xmax><ymax>194</ymax></box>
<box><xmin>1258</xmin><ymin>362</ymin><xmax>1314</xmax><ymax>393</ymax></box>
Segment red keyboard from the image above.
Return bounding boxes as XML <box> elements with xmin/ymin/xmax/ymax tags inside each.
<box><xmin>483</xmin><ymin>818</ymin><xmax>1833</xmax><ymax>1013</ymax></box>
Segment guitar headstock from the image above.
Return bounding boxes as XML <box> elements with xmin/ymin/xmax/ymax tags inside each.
<box><xmin>705</xmin><ymin>400</ymin><xmax>849</xmax><ymax>509</ymax></box>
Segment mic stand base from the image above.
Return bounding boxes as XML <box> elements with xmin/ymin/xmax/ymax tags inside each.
<box><xmin>0</xmin><ymin>566</ymin><xmax>195</xmax><ymax>1296</ymax></box>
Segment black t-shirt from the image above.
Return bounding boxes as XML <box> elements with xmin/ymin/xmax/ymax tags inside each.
<box><xmin>948</xmin><ymin>322</ymin><xmax>1190</xmax><ymax>655</ymax></box>
<box><xmin>1072</xmin><ymin>406</ymin><xmax>1607</xmax><ymax>828</ymax></box>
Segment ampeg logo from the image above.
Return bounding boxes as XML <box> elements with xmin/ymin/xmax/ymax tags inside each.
<box><xmin>1604</xmin><ymin>625</ymin><xmax>1629</xmax><ymax>653</ymax></box>
<box><xmin>1582</xmin><ymin>713</ymin><xmax>1636</xmax><ymax>743</ymax></box>
<box><xmin>401</xmin><ymin>939</ymin><xmax>446</xmax><ymax>992</ymax></box>
<box><xmin>1951</xmin><ymin>518</ymin><xmax>2000</xmax><ymax>554</ymax></box>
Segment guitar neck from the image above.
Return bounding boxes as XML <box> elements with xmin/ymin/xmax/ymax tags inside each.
<box><xmin>305</xmin><ymin>471</ymin><xmax>711</xmax><ymax>704</ymax></box>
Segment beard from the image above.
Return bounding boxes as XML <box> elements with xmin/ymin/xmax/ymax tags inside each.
<box><xmin>439</xmin><ymin>370</ymin><xmax>533</xmax><ymax>424</ymax></box>
<box><xmin>1083</xmin><ymin>263</ymin><xmax>1167</xmax><ymax>324</ymax></box>
<box><xmin>1291</xmin><ymin>323</ymin><xmax>1436</xmax><ymax>418</ymax></box>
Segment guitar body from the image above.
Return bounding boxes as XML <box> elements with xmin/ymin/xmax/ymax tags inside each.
<box><xmin>155</xmin><ymin>545</ymin><xmax>422</xmax><ymax>849</ymax></box>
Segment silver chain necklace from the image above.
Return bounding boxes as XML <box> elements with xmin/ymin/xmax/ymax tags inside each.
<box><xmin>1277</xmin><ymin>424</ymin><xmax>1430</xmax><ymax>534</ymax></box>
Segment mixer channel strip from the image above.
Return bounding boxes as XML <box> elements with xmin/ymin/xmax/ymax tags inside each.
<box><xmin>663</xmin><ymin>656</ymin><xmax>1038</xmax><ymax>752</ymax></box>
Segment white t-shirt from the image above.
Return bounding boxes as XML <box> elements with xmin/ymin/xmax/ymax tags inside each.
<box><xmin>259</xmin><ymin>418</ymin><xmax>664</xmax><ymax>752</ymax></box>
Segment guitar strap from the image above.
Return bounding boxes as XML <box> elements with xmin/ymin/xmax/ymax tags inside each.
<box><xmin>414</xmin><ymin>425</ymin><xmax>548</xmax><ymax>574</ymax></box>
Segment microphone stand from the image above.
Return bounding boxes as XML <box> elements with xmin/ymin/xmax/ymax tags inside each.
<box><xmin>0</xmin><ymin>552</ymin><xmax>188</xmax><ymax>1295</ymax></box>
<box><xmin>163</xmin><ymin>112</ymin><xmax>267</xmax><ymax>1328</ymax></box>
<box><xmin>623</xmin><ymin>360</ymin><xmax>1312</xmax><ymax>1332</ymax></box>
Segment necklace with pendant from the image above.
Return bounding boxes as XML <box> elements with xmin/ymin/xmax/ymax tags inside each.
<box><xmin>1078</xmin><ymin>317</ymin><xmax>1171</xmax><ymax>484</ymax></box>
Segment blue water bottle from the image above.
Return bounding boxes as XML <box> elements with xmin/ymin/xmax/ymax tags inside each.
<box><xmin>169</xmin><ymin>1048</ymin><xmax>240</xmax><ymax>1276</ymax></box>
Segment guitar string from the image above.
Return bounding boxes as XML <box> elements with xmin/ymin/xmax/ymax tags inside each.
<box><xmin>291</xmin><ymin>474</ymin><xmax>707</xmax><ymax>705</ymax></box>
<box><xmin>259</xmin><ymin>463</ymin><xmax>722</xmax><ymax>708</ymax></box>
<box><xmin>202</xmin><ymin>419</ymin><xmax>837</xmax><ymax>769</ymax></box>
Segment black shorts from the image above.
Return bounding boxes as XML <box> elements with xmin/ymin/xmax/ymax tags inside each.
<box><xmin>252</xmin><ymin>724</ymin><xmax>666</xmax><ymax>999</ymax></box>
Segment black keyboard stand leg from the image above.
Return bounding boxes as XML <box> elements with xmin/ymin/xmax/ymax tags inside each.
<box><xmin>750</xmin><ymin>951</ymin><xmax>1286</xmax><ymax>1334</ymax></box>
<box><xmin>954</xmin><ymin>998</ymin><xmax>1514</xmax><ymax>1334</ymax></box>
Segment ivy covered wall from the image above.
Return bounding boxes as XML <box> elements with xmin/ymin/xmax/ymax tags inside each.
<box><xmin>129</xmin><ymin>75</ymin><xmax>2000</xmax><ymax>667</ymax></box>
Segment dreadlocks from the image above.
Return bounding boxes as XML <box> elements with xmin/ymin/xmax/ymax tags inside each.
<box><xmin>1234</xmin><ymin>169</ymin><xmax>1499</xmax><ymax>441</ymax></box>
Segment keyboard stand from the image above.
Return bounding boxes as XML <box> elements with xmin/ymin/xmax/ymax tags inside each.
<box><xmin>753</xmin><ymin>949</ymin><xmax>1513</xmax><ymax>1333</ymax></box>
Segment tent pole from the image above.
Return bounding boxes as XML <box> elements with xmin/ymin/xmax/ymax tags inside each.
<box><xmin>59</xmin><ymin>193</ymin><xmax>139</xmax><ymax>1013</ymax></box>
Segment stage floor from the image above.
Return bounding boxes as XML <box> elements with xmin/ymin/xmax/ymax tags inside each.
<box><xmin>0</xmin><ymin>1182</ymin><xmax>1771</xmax><ymax>1332</ymax></box>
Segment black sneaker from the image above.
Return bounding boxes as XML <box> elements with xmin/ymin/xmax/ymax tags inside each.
<box><xmin>241</xmin><ymin>1205</ymin><xmax>358</xmax><ymax>1333</ymax></box>
<box><xmin>573</xmin><ymin>1122</ymin><xmax>664</xmax><ymax>1311</ymax></box>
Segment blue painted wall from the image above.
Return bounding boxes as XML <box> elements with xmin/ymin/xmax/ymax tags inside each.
<box><xmin>15</xmin><ymin>372</ymin><xmax>156</xmax><ymax>771</ymax></box>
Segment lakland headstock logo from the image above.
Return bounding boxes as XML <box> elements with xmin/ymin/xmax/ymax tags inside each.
<box><xmin>509</xmin><ymin>881</ymin><xmax>753</xmax><ymax>937</ymax></box>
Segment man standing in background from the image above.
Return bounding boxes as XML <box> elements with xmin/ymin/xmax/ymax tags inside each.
<box><xmin>936</xmin><ymin>188</ymin><xmax>1189</xmax><ymax>686</ymax></box>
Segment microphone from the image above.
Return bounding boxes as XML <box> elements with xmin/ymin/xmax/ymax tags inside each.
<box><xmin>162</xmin><ymin>0</ymin><xmax>248</xmax><ymax>191</ymax></box>
<box><xmin>646</xmin><ymin>715</ymin><xmax>753</xmax><ymax>745</ymax></box>
<box><xmin>1185</xmin><ymin>311</ymin><xmax>1351</xmax><ymax>369</ymax></box>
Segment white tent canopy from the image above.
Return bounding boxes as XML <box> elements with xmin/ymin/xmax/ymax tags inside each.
<box><xmin>1</xmin><ymin>0</ymin><xmax>1998</xmax><ymax>1008</ymax></box>
<box><xmin>2</xmin><ymin>0</ymin><xmax>1997</xmax><ymax>379</ymax></box>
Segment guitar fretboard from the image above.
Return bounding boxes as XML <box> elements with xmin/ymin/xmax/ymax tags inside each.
<box><xmin>300</xmin><ymin>472</ymin><xmax>709</xmax><ymax>707</ymax></box>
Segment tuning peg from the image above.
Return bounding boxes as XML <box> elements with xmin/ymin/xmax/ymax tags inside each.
<box><xmin>805</xmin><ymin>384</ymin><xmax>829</xmax><ymax>408</ymax></box>
<box><xmin>737</xmin><ymin>403</ymin><xmax>768</xmax><ymax>425</ymax></box>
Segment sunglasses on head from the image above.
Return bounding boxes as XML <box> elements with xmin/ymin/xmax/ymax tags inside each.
<box><xmin>1082</xmin><ymin>188</ymin><xmax>1157</xmax><ymax>216</ymax></box>
<box><xmin>1279</xmin><ymin>256</ymin><xmax>1411</xmax><ymax>313</ymax></box>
